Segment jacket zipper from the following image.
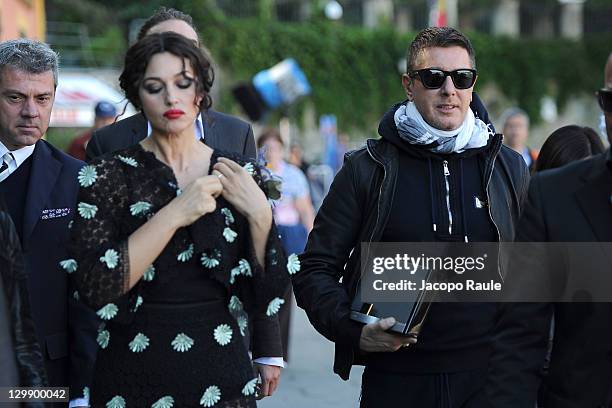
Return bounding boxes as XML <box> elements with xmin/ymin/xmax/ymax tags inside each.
<box><xmin>366</xmin><ymin>144</ymin><xmax>386</xmax><ymax>246</ymax></box>
<box><xmin>484</xmin><ymin>152</ymin><xmax>502</xmax><ymax>280</ymax></box>
<box><xmin>443</xmin><ymin>160</ymin><xmax>453</xmax><ymax>235</ymax></box>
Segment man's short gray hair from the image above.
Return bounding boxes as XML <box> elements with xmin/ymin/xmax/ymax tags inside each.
<box><xmin>0</xmin><ymin>39</ymin><xmax>59</xmax><ymax>87</ymax></box>
<box><xmin>500</xmin><ymin>107</ymin><xmax>530</xmax><ymax>129</ymax></box>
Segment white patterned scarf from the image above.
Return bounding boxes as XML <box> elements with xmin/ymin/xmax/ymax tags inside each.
<box><xmin>394</xmin><ymin>102</ymin><xmax>493</xmax><ymax>154</ymax></box>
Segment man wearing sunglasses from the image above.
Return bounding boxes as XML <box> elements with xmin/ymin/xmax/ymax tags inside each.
<box><xmin>293</xmin><ymin>27</ymin><xmax>529</xmax><ymax>407</ymax></box>
<box><xmin>487</xmin><ymin>53</ymin><xmax>612</xmax><ymax>408</ymax></box>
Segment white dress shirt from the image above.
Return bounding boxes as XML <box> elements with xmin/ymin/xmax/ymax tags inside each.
<box><xmin>0</xmin><ymin>139</ymin><xmax>36</xmax><ymax>177</ymax></box>
<box><xmin>146</xmin><ymin>113</ymin><xmax>205</xmax><ymax>140</ymax></box>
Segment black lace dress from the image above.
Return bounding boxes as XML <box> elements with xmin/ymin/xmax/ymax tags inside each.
<box><xmin>66</xmin><ymin>145</ymin><xmax>296</xmax><ymax>408</ymax></box>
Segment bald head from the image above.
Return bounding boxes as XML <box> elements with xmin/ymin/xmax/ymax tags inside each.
<box><xmin>604</xmin><ymin>53</ymin><xmax>612</xmax><ymax>145</ymax></box>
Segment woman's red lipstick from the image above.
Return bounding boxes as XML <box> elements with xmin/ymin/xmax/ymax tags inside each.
<box><xmin>163</xmin><ymin>109</ymin><xmax>185</xmax><ymax>119</ymax></box>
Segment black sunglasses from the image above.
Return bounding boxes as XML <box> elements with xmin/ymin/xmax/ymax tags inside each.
<box><xmin>409</xmin><ymin>68</ymin><xmax>477</xmax><ymax>90</ymax></box>
<box><xmin>597</xmin><ymin>88</ymin><xmax>612</xmax><ymax>113</ymax></box>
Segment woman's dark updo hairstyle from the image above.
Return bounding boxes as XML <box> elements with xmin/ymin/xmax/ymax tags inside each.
<box><xmin>119</xmin><ymin>32</ymin><xmax>214</xmax><ymax>111</ymax></box>
<box><xmin>535</xmin><ymin>125</ymin><xmax>605</xmax><ymax>172</ymax></box>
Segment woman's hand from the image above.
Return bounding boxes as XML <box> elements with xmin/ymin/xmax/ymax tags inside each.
<box><xmin>126</xmin><ymin>175</ymin><xmax>221</xmax><ymax>293</ymax></box>
<box><xmin>212</xmin><ymin>158</ymin><xmax>272</xmax><ymax>225</ymax></box>
<box><xmin>163</xmin><ymin>175</ymin><xmax>223</xmax><ymax>229</ymax></box>
<box><xmin>213</xmin><ymin>158</ymin><xmax>272</xmax><ymax>266</ymax></box>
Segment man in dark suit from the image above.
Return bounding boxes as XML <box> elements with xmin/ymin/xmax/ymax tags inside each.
<box><xmin>87</xmin><ymin>107</ymin><xmax>256</xmax><ymax>160</ymax></box>
<box><xmin>0</xmin><ymin>39</ymin><xmax>98</xmax><ymax>407</ymax></box>
<box><xmin>84</xmin><ymin>7</ymin><xmax>283</xmax><ymax>400</ymax></box>
<box><xmin>85</xmin><ymin>8</ymin><xmax>256</xmax><ymax>162</ymax></box>
<box><xmin>487</xmin><ymin>52</ymin><xmax>612</xmax><ymax>407</ymax></box>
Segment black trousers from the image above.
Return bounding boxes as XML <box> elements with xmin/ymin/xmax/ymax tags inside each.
<box><xmin>360</xmin><ymin>366</ymin><xmax>489</xmax><ymax>408</ymax></box>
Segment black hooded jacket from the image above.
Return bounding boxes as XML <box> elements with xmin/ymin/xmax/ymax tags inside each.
<box><xmin>293</xmin><ymin>102</ymin><xmax>530</xmax><ymax>380</ymax></box>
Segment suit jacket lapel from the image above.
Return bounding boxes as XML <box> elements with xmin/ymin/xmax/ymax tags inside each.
<box><xmin>131</xmin><ymin>112</ymin><xmax>148</xmax><ymax>145</ymax></box>
<box><xmin>202</xmin><ymin>110</ymin><xmax>219</xmax><ymax>149</ymax></box>
<box><xmin>22</xmin><ymin>141</ymin><xmax>62</xmax><ymax>248</ymax></box>
<box><xmin>575</xmin><ymin>158</ymin><xmax>612</xmax><ymax>242</ymax></box>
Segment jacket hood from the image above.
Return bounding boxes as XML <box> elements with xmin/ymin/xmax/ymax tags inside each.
<box><xmin>377</xmin><ymin>101</ymin><xmax>410</xmax><ymax>151</ymax></box>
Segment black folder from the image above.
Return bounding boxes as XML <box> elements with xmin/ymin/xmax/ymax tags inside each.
<box><xmin>350</xmin><ymin>266</ymin><xmax>434</xmax><ymax>337</ymax></box>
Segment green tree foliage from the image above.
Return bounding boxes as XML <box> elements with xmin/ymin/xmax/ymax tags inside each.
<box><xmin>49</xmin><ymin>0</ymin><xmax>611</xmax><ymax>131</ymax></box>
<box><xmin>201</xmin><ymin>20</ymin><xmax>406</xmax><ymax>128</ymax></box>
<box><xmin>47</xmin><ymin>0</ymin><xmax>113</xmax><ymax>34</ymax></box>
<box><xmin>471</xmin><ymin>32</ymin><xmax>611</xmax><ymax>123</ymax></box>
<box><xmin>197</xmin><ymin>18</ymin><xmax>611</xmax><ymax>130</ymax></box>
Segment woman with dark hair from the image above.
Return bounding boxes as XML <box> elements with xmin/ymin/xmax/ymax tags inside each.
<box><xmin>68</xmin><ymin>33</ymin><xmax>290</xmax><ymax>407</ymax></box>
<box><xmin>535</xmin><ymin>125</ymin><xmax>605</xmax><ymax>172</ymax></box>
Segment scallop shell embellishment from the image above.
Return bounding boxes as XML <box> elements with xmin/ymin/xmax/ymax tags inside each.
<box><xmin>221</xmin><ymin>208</ymin><xmax>235</xmax><ymax>225</ymax></box>
<box><xmin>200</xmin><ymin>385</ymin><xmax>221</xmax><ymax>407</ymax></box>
<box><xmin>132</xmin><ymin>295</ymin><xmax>143</xmax><ymax>312</ymax></box>
<box><xmin>223</xmin><ymin>227</ymin><xmax>238</xmax><ymax>243</ymax></box>
<box><xmin>201</xmin><ymin>250</ymin><xmax>221</xmax><ymax>269</ymax></box>
<box><xmin>287</xmin><ymin>253</ymin><xmax>301</xmax><ymax>275</ymax></box>
<box><xmin>171</xmin><ymin>333</ymin><xmax>194</xmax><ymax>352</ymax></box>
<box><xmin>243</xmin><ymin>162</ymin><xmax>255</xmax><ymax>176</ymax></box>
<box><xmin>97</xmin><ymin>329</ymin><xmax>110</xmax><ymax>349</ymax></box>
<box><xmin>97</xmin><ymin>303</ymin><xmax>118</xmax><ymax>320</ymax></box>
<box><xmin>117</xmin><ymin>155</ymin><xmax>138</xmax><ymax>167</ymax></box>
<box><xmin>78</xmin><ymin>202</ymin><xmax>98</xmax><ymax>219</ymax></box>
<box><xmin>130</xmin><ymin>201</ymin><xmax>152</xmax><ymax>217</ymax></box>
<box><xmin>229</xmin><ymin>259</ymin><xmax>252</xmax><ymax>284</ymax></box>
<box><xmin>60</xmin><ymin>259</ymin><xmax>78</xmax><ymax>273</ymax></box>
<box><xmin>99</xmin><ymin>249</ymin><xmax>119</xmax><ymax>269</ymax></box>
<box><xmin>228</xmin><ymin>296</ymin><xmax>243</xmax><ymax>312</ymax></box>
<box><xmin>143</xmin><ymin>265</ymin><xmax>156</xmax><ymax>281</ymax></box>
<box><xmin>106</xmin><ymin>396</ymin><xmax>126</xmax><ymax>408</ymax></box>
<box><xmin>237</xmin><ymin>315</ymin><xmax>248</xmax><ymax>336</ymax></box>
<box><xmin>242</xmin><ymin>378</ymin><xmax>258</xmax><ymax>396</ymax></box>
<box><xmin>152</xmin><ymin>396</ymin><xmax>174</xmax><ymax>408</ymax></box>
<box><xmin>177</xmin><ymin>243</ymin><xmax>194</xmax><ymax>262</ymax></box>
<box><xmin>266</xmin><ymin>297</ymin><xmax>285</xmax><ymax>317</ymax></box>
<box><xmin>129</xmin><ymin>333</ymin><xmax>150</xmax><ymax>353</ymax></box>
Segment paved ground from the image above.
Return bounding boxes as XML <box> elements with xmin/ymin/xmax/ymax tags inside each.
<box><xmin>259</xmin><ymin>300</ymin><xmax>364</xmax><ymax>408</ymax></box>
